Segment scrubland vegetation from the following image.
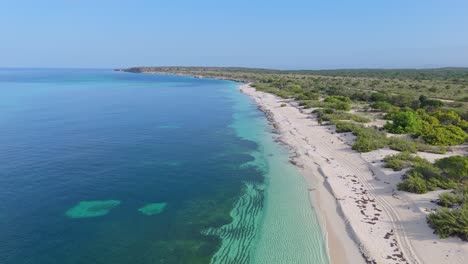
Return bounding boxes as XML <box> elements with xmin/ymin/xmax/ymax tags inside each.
<box><xmin>123</xmin><ymin>66</ymin><xmax>468</xmax><ymax>240</ymax></box>
<box><xmin>383</xmin><ymin>153</ymin><xmax>468</xmax><ymax>240</ymax></box>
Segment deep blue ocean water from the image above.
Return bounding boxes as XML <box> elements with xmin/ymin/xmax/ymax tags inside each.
<box><xmin>0</xmin><ymin>69</ymin><xmax>328</xmax><ymax>264</ymax></box>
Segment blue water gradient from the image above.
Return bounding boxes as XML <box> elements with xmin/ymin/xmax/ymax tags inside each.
<box><xmin>0</xmin><ymin>69</ymin><xmax>328</xmax><ymax>264</ymax></box>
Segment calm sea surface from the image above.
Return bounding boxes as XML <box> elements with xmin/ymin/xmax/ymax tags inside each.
<box><xmin>0</xmin><ymin>69</ymin><xmax>328</xmax><ymax>264</ymax></box>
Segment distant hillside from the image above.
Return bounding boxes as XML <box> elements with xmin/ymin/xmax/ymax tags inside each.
<box><xmin>119</xmin><ymin>67</ymin><xmax>468</xmax><ymax>83</ymax></box>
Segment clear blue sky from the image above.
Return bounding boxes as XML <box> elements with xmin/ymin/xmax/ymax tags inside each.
<box><xmin>1</xmin><ymin>0</ymin><xmax>467</xmax><ymax>69</ymax></box>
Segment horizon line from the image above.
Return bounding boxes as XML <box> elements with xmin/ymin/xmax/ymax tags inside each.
<box><xmin>2</xmin><ymin>66</ymin><xmax>468</xmax><ymax>71</ymax></box>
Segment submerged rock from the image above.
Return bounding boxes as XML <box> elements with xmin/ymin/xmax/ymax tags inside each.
<box><xmin>65</xmin><ymin>200</ymin><xmax>121</xmax><ymax>218</ymax></box>
<box><xmin>138</xmin><ymin>202</ymin><xmax>167</xmax><ymax>216</ymax></box>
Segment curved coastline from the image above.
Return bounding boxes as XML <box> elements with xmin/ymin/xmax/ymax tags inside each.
<box><xmin>123</xmin><ymin>70</ymin><xmax>364</xmax><ymax>263</ymax></box>
<box><xmin>118</xmin><ymin>69</ymin><xmax>468</xmax><ymax>264</ymax></box>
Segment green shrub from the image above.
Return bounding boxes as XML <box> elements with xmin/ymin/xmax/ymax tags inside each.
<box><xmin>433</xmin><ymin>110</ymin><xmax>468</xmax><ymax>129</ymax></box>
<box><xmin>388</xmin><ymin>137</ymin><xmax>418</xmax><ymax>153</ymax></box>
<box><xmin>421</xmin><ymin>125</ymin><xmax>467</xmax><ymax>146</ymax></box>
<box><xmin>370</xmin><ymin>92</ymin><xmax>388</xmax><ymax>102</ymax></box>
<box><xmin>384</xmin><ymin>151</ymin><xmax>411</xmax><ymax>170</ymax></box>
<box><xmin>322</xmin><ymin>96</ymin><xmax>352</xmax><ymax>111</ymax></box>
<box><xmin>334</xmin><ymin>122</ymin><xmax>388</xmax><ymax>152</ymax></box>
<box><xmin>370</xmin><ymin>101</ymin><xmax>399</xmax><ymax>113</ymax></box>
<box><xmin>407</xmin><ymin>162</ymin><xmax>441</xmax><ymax>181</ymax></box>
<box><xmin>383</xmin><ymin>151</ymin><xmax>426</xmax><ymax>171</ymax></box>
<box><xmin>335</xmin><ymin>122</ymin><xmax>363</xmax><ymax>133</ymax></box>
<box><xmin>320</xmin><ymin>111</ymin><xmax>370</xmax><ymax>123</ymax></box>
<box><xmin>334</xmin><ymin>101</ymin><xmax>351</xmax><ymax>111</ymax></box>
<box><xmin>415</xmin><ymin>141</ymin><xmax>448</xmax><ymax>154</ymax></box>
<box><xmin>397</xmin><ymin>175</ymin><xmax>429</xmax><ymax>194</ymax></box>
<box><xmin>273</xmin><ymin>89</ymin><xmax>293</xmax><ymax>99</ymax></box>
<box><xmin>438</xmin><ymin>192</ymin><xmax>462</xmax><ymax>207</ymax></box>
<box><xmin>419</xmin><ymin>95</ymin><xmax>445</xmax><ymax>110</ymax></box>
<box><xmin>399</xmin><ymin>161</ymin><xmax>460</xmax><ymax>193</ymax></box>
<box><xmin>298</xmin><ymin>100</ymin><xmax>333</xmax><ymax>109</ymax></box>
<box><xmin>295</xmin><ymin>94</ymin><xmax>309</xmax><ymax>101</ymax></box>
<box><xmin>416</xmin><ymin>109</ymin><xmax>440</xmax><ymax>125</ymax></box>
<box><xmin>384</xmin><ymin>158</ymin><xmax>412</xmax><ymax>171</ymax></box>
<box><xmin>313</xmin><ymin>108</ymin><xmax>335</xmax><ymax>116</ymax></box>
<box><xmin>280</xmin><ymin>103</ymin><xmax>287</xmax><ymax>107</ymax></box>
<box><xmin>325</xmin><ymin>95</ymin><xmax>351</xmax><ymax>103</ymax></box>
<box><xmin>427</xmin><ymin>204</ymin><xmax>468</xmax><ymax>240</ymax></box>
<box><xmin>435</xmin><ymin>156</ymin><xmax>468</xmax><ymax>183</ymax></box>
<box><xmin>298</xmin><ymin>100</ymin><xmax>315</xmax><ymax>109</ymax></box>
<box><xmin>352</xmin><ymin>127</ymin><xmax>388</xmax><ymax>152</ymax></box>
<box><xmin>390</xmin><ymin>94</ymin><xmax>413</xmax><ymax>108</ymax></box>
<box><xmin>304</xmin><ymin>91</ymin><xmax>319</xmax><ymax>100</ymax></box>
<box><xmin>385</xmin><ymin>111</ymin><xmax>423</xmax><ymax>134</ymax></box>
<box><xmin>349</xmin><ymin>114</ymin><xmax>371</xmax><ymax>123</ymax></box>
<box><xmin>285</xmin><ymin>84</ymin><xmax>303</xmax><ymax>93</ymax></box>
<box><xmin>427</xmin><ymin>178</ymin><xmax>458</xmax><ymax>190</ymax></box>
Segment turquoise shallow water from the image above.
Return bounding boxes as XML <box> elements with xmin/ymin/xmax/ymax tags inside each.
<box><xmin>0</xmin><ymin>69</ymin><xmax>328</xmax><ymax>263</ymax></box>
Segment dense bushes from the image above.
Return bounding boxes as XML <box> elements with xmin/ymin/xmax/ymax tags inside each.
<box><xmin>387</xmin><ymin>137</ymin><xmax>418</xmax><ymax>153</ymax></box>
<box><xmin>333</xmin><ymin>122</ymin><xmax>388</xmax><ymax>152</ymax></box>
<box><xmin>298</xmin><ymin>99</ymin><xmax>351</xmax><ymax>111</ymax></box>
<box><xmin>324</xmin><ymin>95</ymin><xmax>351</xmax><ymax>103</ymax></box>
<box><xmin>428</xmin><ymin>182</ymin><xmax>468</xmax><ymax>240</ymax></box>
<box><xmin>295</xmin><ymin>94</ymin><xmax>309</xmax><ymax>101</ymax></box>
<box><xmin>413</xmin><ymin>142</ymin><xmax>447</xmax><ymax>154</ymax></box>
<box><xmin>323</xmin><ymin>96</ymin><xmax>351</xmax><ymax>111</ymax></box>
<box><xmin>397</xmin><ymin>156</ymin><xmax>466</xmax><ymax>194</ymax></box>
<box><xmin>256</xmin><ymin>72</ymin><xmax>467</xmax><ymax>148</ymax></box>
<box><xmin>385</xmin><ymin>111</ymin><xmax>423</xmax><ymax>134</ymax></box>
<box><xmin>433</xmin><ymin>110</ymin><xmax>468</xmax><ymax>129</ymax></box>
<box><xmin>253</xmin><ymin>67</ymin><xmax>467</xmax><ymax>161</ymax></box>
<box><xmin>434</xmin><ymin>156</ymin><xmax>468</xmax><ymax>183</ymax></box>
<box><xmin>427</xmin><ymin>204</ymin><xmax>468</xmax><ymax>240</ymax></box>
<box><xmin>383</xmin><ymin>152</ymin><xmax>426</xmax><ymax>171</ymax></box>
<box><xmin>419</xmin><ymin>95</ymin><xmax>444</xmax><ymax>111</ymax></box>
<box><xmin>385</xmin><ymin>109</ymin><xmax>468</xmax><ymax>146</ymax></box>
<box><xmin>298</xmin><ymin>100</ymin><xmax>315</xmax><ymax>109</ymax></box>
<box><xmin>437</xmin><ymin>192</ymin><xmax>463</xmax><ymax>207</ymax></box>
<box><xmin>331</xmin><ymin>101</ymin><xmax>351</xmax><ymax>111</ymax></box>
<box><xmin>397</xmin><ymin>175</ymin><xmax>430</xmax><ymax>194</ymax></box>
<box><xmin>397</xmin><ymin>160</ymin><xmax>460</xmax><ymax>194</ymax></box>
<box><xmin>351</xmin><ymin>127</ymin><xmax>388</xmax><ymax>152</ymax></box>
<box><xmin>421</xmin><ymin>125</ymin><xmax>467</xmax><ymax>146</ymax></box>
<box><xmin>335</xmin><ymin>122</ymin><xmax>363</xmax><ymax>133</ymax></box>
<box><xmin>370</xmin><ymin>101</ymin><xmax>399</xmax><ymax>113</ymax></box>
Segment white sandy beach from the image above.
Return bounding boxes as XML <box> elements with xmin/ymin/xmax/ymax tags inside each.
<box><xmin>239</xmin><ymin>84</ymin><xmax>468</xmax><ymax>264</ymax></box>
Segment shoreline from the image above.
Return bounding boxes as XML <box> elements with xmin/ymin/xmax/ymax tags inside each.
<box><xmin>124</xmin><ymin>70</ymin><xmax>468</xmax><ymax>264</ymax></box>
<box><xmin>238</xmin><ymin>85</ymin><xmax>366</xmax><ymax>264</ymax></box>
